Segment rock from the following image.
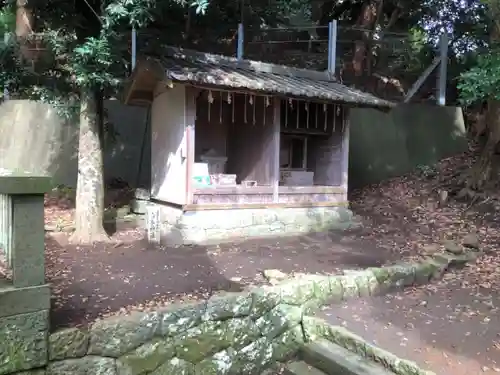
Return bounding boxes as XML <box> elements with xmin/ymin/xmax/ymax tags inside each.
<box><xmin>0</xmin><ymin>310</ymin><xmax>49</xmax><ymax>374</ymax></box>
<box><xmin>327</xmin><ymin>277</ymin><xmax>344</xmax><ymax>302</ymax></box>
<box><xmin>422</xmin><ymin>244</ymin><xmax>440</xmax><ymax>254</ymax></box>
<box><xmin>250</xmin><ymin>289</ymin><xmax>281</xmax><ymax>318</ymax></box>
<box><xmin>262</xmin><ymin>269</ymin><xmax>287</xmax><ymax>283</ymax></box>
<box><xmin>11</xmin><ymin>370</ymin><xmax>46</xmax><ymax>375</ymax></box>
<box><xmin>175</xmin><ymin>320</ymin><xmax>232</xmax><ymax>363</ymax></box>
<box><xmin>49</xmin><ymin>328</ymin><xmax>89</xmax><ymax>360</ymax></box>
<box><xmin>443</xmin><ymin>240</ymin><xmax>464</xmax><ymax>255</ymax></box>
<box><xmin>438</xmin><ymin>190</ymin><xmax>448</xmax><ymax>206</ymax></box>
<box><xmin>88</xmin><ymin>312</ymin><xmax>161</xmax><ymax>357</ymax></box>
<box><xmin>158</xmin><ymin>301</ymin><xmax>205</xmax><ymax>337</ymax></box>
<box><xmin>256</xmin><ymin>304</ymin><xmax>302</xmax><ymax>339</ymax></box>
<box><xmin>225</xmin><ymin>318</ymin><xmax>260</xmax><ymax>350</ymax></box>
<box><xmin>203</xmin><ymin>292</ymin><xmax>253</xmax><ymax>321</ymax></box>
<box><xmin>46</xmin><ymin>356</ymin><xmax>116</xmax><ymax>375</ymax></box>
<box><xmin>463</xmin><ymin>233</ymin><xmax>480</xmax><ymax>250</ymax></box>
<box><xmin>279</xmin><ymin>280</ymin><xmax>316</xmax><ymax>306</ymax></box>
<box><xmin>116</xmin><ymin>338</ymin><xmax>176</xmax><ymax>375</ymax></box>
<box><xmin>338</xmin><ymin>275</ymin><xmax>359</xmax><ymax>299</ymax></box>
<box><xmin>384</xmin><ymin>264</ymin><xmax>416</xmax><ymax>288</ymax></box>
<box><xmin>150</xmin><ymin>358</ymin><xmax>195</xmax><ymax>375</ymax></box>
<box><xmin>194</xmin><ymin>350</ymin><xmax>234</xmax><ymax>375</ymax></box>
<box><xmin>270</xmin><ymin>325</ymin><xmax>305</xmax><ymax>362</ymax></box>
<box><xmin>230</xmin><ymin>337</ymin><xmax>275</xmax><ymax>374</ymax></box>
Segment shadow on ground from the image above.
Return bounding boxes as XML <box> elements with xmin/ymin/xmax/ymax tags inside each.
<box><xmin>45</xmin><ymin>228</ymin><xmax>397</xmax><ymax>331</ymax></box>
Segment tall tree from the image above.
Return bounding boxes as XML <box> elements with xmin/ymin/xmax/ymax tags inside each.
<box><xmin>3</xmin><ymin>0</ymin><xmax>209</xmax><ymax>243</ymax></box>
<box><xmin>458</xmin><ymin>0</ymin><xmax>500</xmax><ymax>191</ymax></box>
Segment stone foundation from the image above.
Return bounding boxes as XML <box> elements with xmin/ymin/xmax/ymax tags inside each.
<box><xmin>153</xmin><ymin>203</ymin><xmax>355</xmax><ymax>245</ymax></box>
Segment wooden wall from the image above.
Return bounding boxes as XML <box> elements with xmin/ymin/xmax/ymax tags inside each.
<box><xmin>308</xmin><ymin>106</ymin><xmax>348</xmax><ymax>187</ymax></box>
<box><xmin>150</xmin><ymin>83</ymin><xmax>189</xmax><ymax>204</ymax></box>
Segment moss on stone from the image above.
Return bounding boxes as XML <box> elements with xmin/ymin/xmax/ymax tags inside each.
<box><xmin>0</xmin><ymin>310</ymin><xmax>48</xmax><ymax>374</ymax></box>
<box><xmin>256</xmin><ymin>304</ymin><xmax>302</xmax><ymax>339</ymax></box>
<box><xmin>158</xmin><ymin>302</ymin><xmax>205</xmax><ymax>337</ymax></box>
<box><xmin>203</xmin><ymin>293</ymin><xmax>253</xmax><ymax>321</ymax></box>
<box><xmin>49</xmin><ymin>328</ymin><xmax>89</xmax><ymax>361</ymax></box>
<box><xmin>175</xmin><ymin>321</ymin><xmax>231</xmax><ymax>364</ymax></box>
<box><xmin>150</xmin><ymin>357</ymin><xmax>194</xmax><ymax>375</ymax></box>
<box><xmin>250</xmin><ymin>289</ymin><xmax>281</xmax><ymax>318</ymax></box>
<box><xmin>116</xmin><ymin>338</ymin><xmax>177</xmax><ymax>375</ymax></box>
<box><xmin>88</xmin><ymin>311</ymin><xmax>161</xmax><ymax>358</ymax></box>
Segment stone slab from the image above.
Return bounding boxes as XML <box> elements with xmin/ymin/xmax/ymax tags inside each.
<box><xmin>0</xmin><ymin>176</ymin><xmax>51</xmax><ymax>195</ymax></box>
<box><xmin>11</xmin><ymin>196</ymin><xmax>45</xmax><ymax>288</ymax></box>
<box><xmin>301</xmin><ymin>339</ymin><xmax>394</xmax><ymax>375</ymax></box>
<box><xmin>0</xmin><ymin>283</ymin><xmax>50</xmax><ymax>318</ymax></box>
<box><xmin>284</xmin><ymin>361</ymin><xmax>328</xmax><ymax>375</ymax></box>
<box><xmin>0</xmin><ymin>310</ymin><xmax>49</xmax><ymax>375</ymax></box>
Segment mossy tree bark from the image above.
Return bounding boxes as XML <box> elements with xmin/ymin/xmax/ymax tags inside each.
<box><xmin>71</xmin><ymin>87</ymin><xmax>109</xmax><ymax>243</ymax></box>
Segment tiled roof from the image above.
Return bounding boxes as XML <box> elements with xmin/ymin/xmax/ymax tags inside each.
<box><xmin>148</xmin><ymin>46</ymin><xmax>395</xmax><ymax>109</ymax></box>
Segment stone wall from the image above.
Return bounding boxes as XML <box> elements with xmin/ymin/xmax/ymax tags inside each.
<box><xmin>156</xmin><ymin>204</ymin><xmax>354</xmax><ymax>245</ymax></box>
<box><xmin>0</xmin><ymin>100</ymin><xmax>150</xmax><ymax>188</ymax></box>
<box><xmin>349</xmin><ymin>104</ymin><xmax>468</xmax><ymax>189</ymax></box>
<box><xmin>1</xmin><ymin>244</ymin><xmax>480</xmax><ymax>375</ymax></box>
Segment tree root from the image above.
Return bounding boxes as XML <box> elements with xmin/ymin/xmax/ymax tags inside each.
<box><xmin>69</xmin><ymin>229</ymin><xmax>111</xmax><ymax>245</ymax></box>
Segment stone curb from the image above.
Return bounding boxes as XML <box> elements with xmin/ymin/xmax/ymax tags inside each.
<box><xmin>301</xmin><ymin>316</ymin><xmax>435</xmax><ymax>375</ymax></box>
<box><xmin>263</xmin><ymin>247</ymin><xmax>481</xmax><ymax>312</ymax></box>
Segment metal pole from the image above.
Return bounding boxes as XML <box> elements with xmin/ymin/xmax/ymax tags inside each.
<box><xmin>327</xmin><ymin>20</ymin><xmax>337</xmax><ymax>75</ymax></box>
<box><xmin>131</xmin><ymin>27</ymin><xmax>137</xmax><ymax>71</ymax></box>
<box><xmin>437</xmin><ymin>33</ymin><xmax>448</xmax><ymax>106</ymax></box>
<box><xmin>237</xmin><ymin>23</ymin><xmax>244</xmax><ymax>60</ymax></box>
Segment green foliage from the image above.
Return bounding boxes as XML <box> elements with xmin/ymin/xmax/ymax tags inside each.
<box><xmin>458</xmin><ymin>48</ymin><xmax>500</xmax><ymax>105</ymax></box>
<box><xmin>0</xmin><ymin>0</ymin><xmax>211</xmax><ymax>109</ymax></box>
<box><xmin>0</xmin><ymin>4</ymin><xmax>14</xmax><ymax>34</ymax></box>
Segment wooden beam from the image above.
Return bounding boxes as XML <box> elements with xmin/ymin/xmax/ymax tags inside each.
<box><xmin>272</xmin><ymin>97</ymin><xmax>281</xmax><ymax>202</ymax></box>
<box><xmin>185</xmin><ymin>87</ymin><xmax>197</xmax><ymax>204</ymax></box>
<box><xmin>183</xmin><ymin>201</ymin><xmax>348</xmax><ymax>212</ymax></box>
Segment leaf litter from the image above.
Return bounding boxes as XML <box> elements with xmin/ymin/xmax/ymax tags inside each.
<box><xmin>320</xmin><ymin>143</ymin><xmax>500</xmax><ymax>374</ymax></box>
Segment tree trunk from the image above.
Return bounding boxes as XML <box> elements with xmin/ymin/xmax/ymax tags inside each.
<box><xmin>15</xmin><ymin>0</ymin><xmax>36</xmax><ymax>65</ymax></box>
<box><xmin>71</xmin><ymin>87</ymin><xmax>109</xmax><ymax>244</ymax></box>
<box><xmin>352</xmin><ymin>0</ymin><xmax>379</xmax><ymax>76</ymax></box>
<box><xmin>15</xmin><ymin>0</ymin><xmax>33</xmax><ymax>37</ymax></box>
<box><xmin>467</xmin><ymin>11</ymin><xmax>500</xmax><ymax>191</ymax></box>
<box><xmin>468</xmin><ymin>99</ymin><xmax>500</xmax><ymax>191</ymax></box>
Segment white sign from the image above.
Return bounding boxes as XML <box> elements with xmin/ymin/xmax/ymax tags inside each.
<box><xmin>146</xmin><ymin>206</ymin><xmax>161</xmax><ymax>244</ymax></box>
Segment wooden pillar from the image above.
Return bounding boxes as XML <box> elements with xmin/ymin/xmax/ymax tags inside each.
<box><xmin>185</xmin><ymin>87</ymin><xmax>197</xmax><ymax>204</ymax></box>
<box><xmin>340</xmin><ymin>108</ymin><xmax>350</xmax><ymax>200</ymax></box>
<box><xmin>272</xmin><ymin>97</ymin><xmax>281</xmax><ymax>202</ymax></box>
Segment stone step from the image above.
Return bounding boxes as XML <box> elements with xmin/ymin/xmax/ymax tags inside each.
<box><xmin>301</xmin><ymin>339</ymin><xmax>394</xmax><ymax>375</ymax></box>
<box><xmin>283</xmin><ymin>360</ymin><xmax>329</xmax><ymax>375</ymax></box>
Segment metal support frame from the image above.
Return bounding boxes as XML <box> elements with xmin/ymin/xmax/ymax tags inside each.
<box><xmin>131</xmin><ymin>27</ymin><xmax>137</xmax><ymax>71</ymax></box>
<box><xmin>237</xmin><ymin>23</ymin><xmax>244</xmax><ymax>60</ymax></box>
<box><xmin>405</xmin><ymin>32</ymin><xmax>448</xmax><ymax>105</ymax></box>
<box><xmin>403</xmin><ymin>57</ymin><xmax>440</xmax><ymax>103</ymax></box>
<box><xmin>327</xmin><ymin>20</ymin><xmax>337</xmax><ymax>75</ymax></box>
<box><xmin>437</xmin><ymin>33</ymin><xmax>448</xmax><ymax>106</ymax></box>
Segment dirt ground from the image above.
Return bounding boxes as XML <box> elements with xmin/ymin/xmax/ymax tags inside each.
<box><xmin>46</xmin><ymin>227</ymin><xmax>398</xmax><ymax>330</ymax></box>
<box><xmin>317</xmin><ymin>265</ymin><xmax>500</xmax><ymax>375</ymax></box>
